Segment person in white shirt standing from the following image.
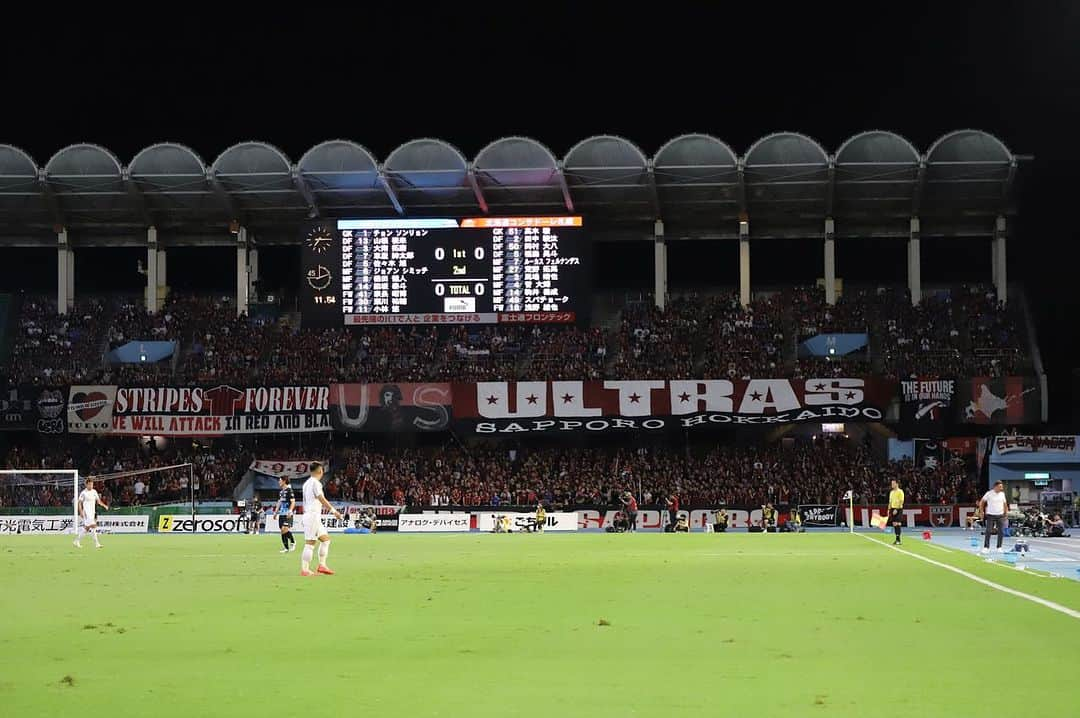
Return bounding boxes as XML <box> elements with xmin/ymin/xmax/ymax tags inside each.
<box><xmin>75</xmin><ymin>478</ymin><xmax>109</xmax><ymax>549</ymax></box>
<box><xmin>300</xmin><ymin>463</ymin><xmax>343</xmax><ymax>577</ymax></box>
<box><xmin>978</xmin><ymin>480</ymin><xmax>1010</xmax><ymax>554</ymax></box>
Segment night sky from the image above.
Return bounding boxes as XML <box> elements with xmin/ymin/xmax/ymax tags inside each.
<box><xmin>1</xmin><ymin>5</ymin><xmax>1077</xmax><ymax>420</ymax></box>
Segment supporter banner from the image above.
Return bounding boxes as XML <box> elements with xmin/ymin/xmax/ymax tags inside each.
<box><xmin>453</xmin><ymin>378</ymin><xmax>894</xmax><ymax>434</ymax></box>
<box><xmin>993</xmin><ymin>435</ymin><xmax>1077</xmax><ymax>455</ymax></box>
<box><xmin>92</xmin><ymin>385</ymin><xmax>331</xmax><ymax>436</ymax></box>
<box><xmin>914</xmin><ymin>439</ymin><xmax>946</xmax><ymax>471</ymax></box>
<box><xmin>0</xmin><ymin>384</ymin><xmax>67</xmax><ymax>434</ymax></box>
<box><xmin>843</xmin><ymin>505</ymin><xmax>977</xmax><ymax>528</ymax></box>
<box><xmin>331</xmin><ymin>383</ymin><xmax>451</xmax><ymax>432</ymax></box>
<box><xmin>398</xmin><ymin>513</ymin><xmax>470</xmax><ymax>532</ymax></box>
<box><xmin>956</xmin><ymin>376</ymin><xmax>1040</xmax><ymax>425</ymax></box>
<box><xmin>899</xmin><ymin>377</ymin><xmax>955</xmax><ymax>436</ymax></box>
<box><xmin>67</xmin><ymin>385</ymin><xmax>116</xmax><ymax>434</ymax></box>
<box><xmin>157</xmin><ymin>514</ymin><xmax>245</xmax><ymax>533</ymax></box>
<box><xmin>475</xmin><ymin>511</ymin><xmax>578</xmax><ymax>532</ymax></box>
<box><xmin>249</xmin><ymin>460</ymin><xmax>323</xmax><ymax>479</ymax></box>
<box><xmin>798</xmin><ymin>504</ymin><xmax>839</xmax><ymax>527</ymax></box>
<box><xmin>0</xmin><ymin>515</ymin><xmax>149</xmax><ymax>534</ymax></box>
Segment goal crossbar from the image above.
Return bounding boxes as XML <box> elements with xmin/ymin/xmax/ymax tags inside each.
<box><xmin>1</xmin><ymin>463</ymin><xmax>196</xmax><ymax>530</ymax></box>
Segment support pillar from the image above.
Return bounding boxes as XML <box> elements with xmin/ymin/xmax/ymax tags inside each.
<box><xmin>66</xmin><ymin>249</ymin><xmax>74</xmax><ymax>312</ymax></box>
<box><xmin>146</xmin><ymin>226</ymin><xmax>159</xmax><ymax>313</ymax></box>
<box><xmin>653</xmin><ymin>220</ymin><xmax>667</xmax><ymax>311</ymax></box>
<box><xmin>248</xmin><ymin>245</ymin><xmax>259</xmax><ymax>303</ymax></box>
<box><xmin>824</xmin><ymin>217</ymin><xmax>836</xmax><ymax>305</ymax></box>
<box><xmin>157</xmin><ymin>247</ymin><xmax>167</xmax><ymax>298</ymax></box>
<box><xmin>738</xmin><ymin>218</ymin><xmax>750</xmax><ymax>308</ymax></box>
<box><xmin>994</xmin><ymin>215</ymin><xmax>1007</xmax><ymax>304</ymax></box>
<box><xmin>908</xmin><ymin>217</ymin><xmax>921</xmax><ymax>306</ymax></box>
<box><xmin>57</xmin><ymin>229</ymin><xmax>69</xmax><ymax>315</ymax></box>
<box><xmin>236</xmin><ymin>226</ymin><xmax>250</xmax><ymax>317</ymax></box>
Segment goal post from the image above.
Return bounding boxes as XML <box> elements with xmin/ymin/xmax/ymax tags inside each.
<box><xmin>0</xmin><ymin>463</ymin><xmax>195</xmax><ymax>535</ymax></box>
<box><xmin>0</xmin><ymin>469</ymin><xmax>80</xmax><ymax>534</ymax></box>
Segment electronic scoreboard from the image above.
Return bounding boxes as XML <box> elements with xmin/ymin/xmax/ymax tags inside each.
<box><xmin>301</xmin><ymin>217</ymin><xmax>588</xmax><ymax>326</ymax></box>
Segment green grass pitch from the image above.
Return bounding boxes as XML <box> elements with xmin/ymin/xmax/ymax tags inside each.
<box><xmin>2</xmin><ymin>532</ymin><xmax>1078</xmax><ymax>717</ymax></box>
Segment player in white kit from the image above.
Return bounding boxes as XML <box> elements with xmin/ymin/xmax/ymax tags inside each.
<box><xmin>300</xmin><ymin>462</ymin><xmax>343</xmax><ymax>577</ymax></box>
<box><xmin>75</xmin><ymin>478</ymin><xmax>109</xmax><ymax>548</ymax></box>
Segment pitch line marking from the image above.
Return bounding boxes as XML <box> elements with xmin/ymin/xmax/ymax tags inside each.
<box><xmin>855</xmin><ymin>533</ymin><xmax>1080</xmax><ymax>620</ymax></box>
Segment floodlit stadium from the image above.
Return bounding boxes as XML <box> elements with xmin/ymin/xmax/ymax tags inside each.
<box><xmin>2</xmin><ymin>12</ymin><xmax>1079</xmax><ymax>718</ymax></box>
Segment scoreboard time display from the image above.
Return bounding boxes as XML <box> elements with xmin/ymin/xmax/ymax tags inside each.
<box><xmin>301</xmin><ymin>217</ymin><xmax>588</xmax><ymax>326</ymax></box>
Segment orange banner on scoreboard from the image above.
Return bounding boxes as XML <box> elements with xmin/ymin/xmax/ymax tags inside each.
<box><xmin>460</xmin><ymin>216</ymin><xmax>582</xmax><ymax>228</ymax></box>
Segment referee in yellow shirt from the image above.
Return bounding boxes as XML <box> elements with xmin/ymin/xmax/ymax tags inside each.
<box><xmin>888</xmin><ymin>479</ymin><xmax>905</xmax><ymax>545</ymax></box>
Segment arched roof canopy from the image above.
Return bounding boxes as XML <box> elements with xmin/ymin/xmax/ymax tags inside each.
<box><xmin>383</xmin><ymin>139</ymin><xmax>476</xmax><ymax>214</ymax></box>
<box><xmin>129</xmin><ymin>143</ymin><xmax>221</xmax><ymax>221</ymax></box>
<box><xmin>474</xmin><ymin>137</ymin><xmax>565</xmax><ymax>211</ymax></box>
<box><xmin>0</xmin><ymin>145</ymin><xmax>46</xmax><ymax>217</ymax></box>
<box><xmin>211</xmin><ymin>141</ymin><xmax>307</xmax><ymax>220</ymax></box>
<box><xmin>653</xmin><ymin>134</ymin><xmax>739</xmax><ymax>220</ymax></box>
<box><xmin>923</xmin><ymin>130</ymin><xmax>1014</xmax><ymax>214</ymax></box>
<box><xmin>563</xmin><ymin>135</ymin><xmax>651</xmax><ymax>217</ymax></box>
<box><xmin>834</xmin><ymin>131</ymin><xmax>920</xmax><ymax>216</ymax></box>
<box><xmin>297</xmin><ymin>140</ymin><xmax>389</xmax><ymax>215</ymax></box>
<box><xmin>743</xmin><ymin>132</ymin><xmax>830</xmax><ymax>218</ymax></box>
<box><xmin>44</xmin><ymin>144</ymin><xmax>135</xmax><ymax>223</ymax></box>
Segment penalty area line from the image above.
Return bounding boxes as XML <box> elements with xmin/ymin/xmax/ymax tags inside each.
<box><xmin>854</xmin><ymin>533</ymin><xmax>1080</xmax><ymax>620</ymax></box>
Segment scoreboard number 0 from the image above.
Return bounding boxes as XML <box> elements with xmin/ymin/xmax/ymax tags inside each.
<box><xmin>435</xmin><ymin>247</ymin><xmax>445</xmax><ymax>260</ymax></box>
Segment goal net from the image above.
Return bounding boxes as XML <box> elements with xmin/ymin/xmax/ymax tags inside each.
<box><xmin>0</xmin><ymin>463</ymin><xmax>194</xmax><ymax>535</ymax></box>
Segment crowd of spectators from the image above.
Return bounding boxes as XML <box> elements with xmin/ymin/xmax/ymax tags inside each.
<box><xmin>2</xmin><ymin>283</ymin><xmax>1029</xmax><ymax>386</ymax></box>
<box><xmin>322</xmin><ymin>438</ymin><xmax>978</xmax><ymax>509</ymax></box>
<box><xmin>0</xmin><ymin>434</ymin><xmax>980</xmax><ymax>511</ymax></box>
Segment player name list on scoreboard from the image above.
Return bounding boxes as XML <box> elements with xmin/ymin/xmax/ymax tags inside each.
<box><xmin>333</xmin><ymin>217</ymin><xmax>586</xmax><ymax>322</ymax></box>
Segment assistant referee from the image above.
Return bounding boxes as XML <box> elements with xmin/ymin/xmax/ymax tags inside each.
<box><xmin>888</xmin><ymin>479</ymin><xmax>905</xmax><ymax>545</ymax></box>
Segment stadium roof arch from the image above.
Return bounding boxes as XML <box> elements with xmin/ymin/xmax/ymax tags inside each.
<box><xmin>923</xmin><ymin>129</ymin><xmax>1017</xmax><ymax>215</ymax></box>
<box><xmin>0</xmin><ymin>145</ymin><xmax>51</xmax><ymax>226</ymax></box>
<box><xmin>473</xmin><ymin>136</ymin><xmax>568</xmax><ymax>213</ymax></box>
<box><xmin>128</xmin><ymin>143</ymin><xmax>224</xmax><ymax>225</ymax></box>
<box><xmin>834</xmin><ymin>130</ymin><xmax>920</xmax><ymax>218</ymax></box>
<box><xmin>211</xmin><ymin>141</ymin><xmax>308</xmax><ymax>223</ymax></box>
<box><xmin>44</xmin><ymin>143</ymin><xmax>133</xmax><ymax>227</ymax></box>
<box><xmin>383</xmin><ymin>138</ymin><xmax>476</xmax><ymax>215</ymax></box>
<box><xmin>0</xmin><ymin>129</ymin><xmax>1028</xmax><ymax>245</ymax></box>
<box><xmin>562</xmin><ymin>135</ymin><xmax>653</xmax><ymax>221</ymax></box>
<box><xmin>653</xmin><ymin>134</ymin><xmax>739</xmax><ymax>224</ymax></box>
